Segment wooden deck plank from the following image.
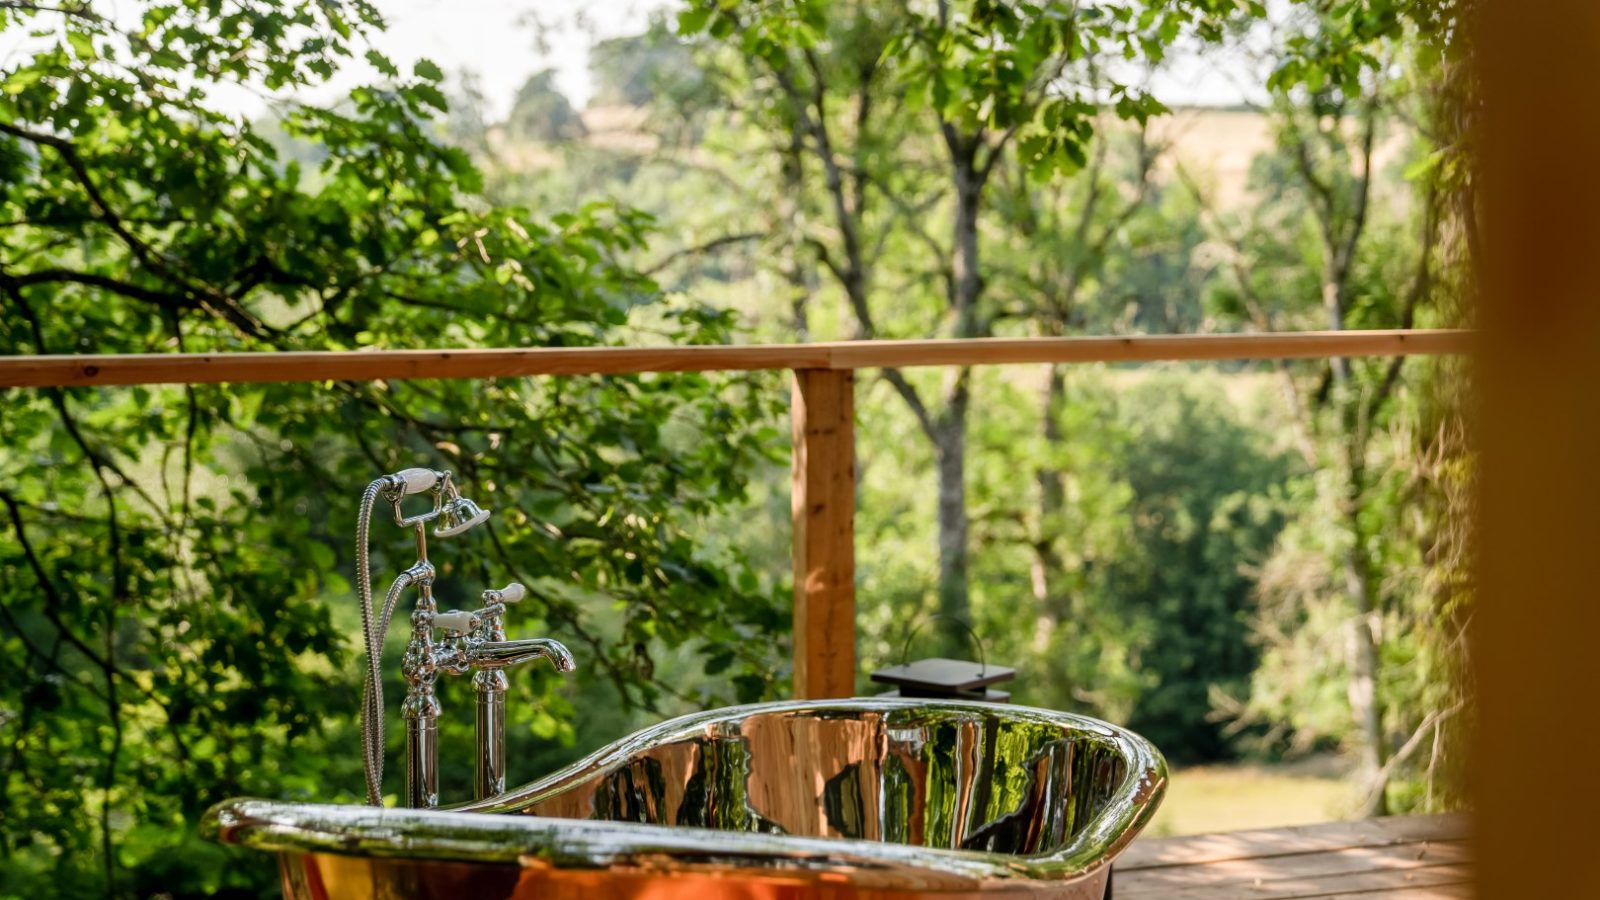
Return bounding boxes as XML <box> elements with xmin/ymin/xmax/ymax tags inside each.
<box><xmin>1118</xmin><ymin>841</ymin><xmax>1469</xmax><ymax>892</ymax></box>
<box><xmin>1118</xmin><ymin>815</ymin><xmax>1469</xmax><ymax>870</ymax></box>
<box><xmin>1115</xmin><ymin>815</ymin><xmax>1471</xmax><ymax>900</ymax></box>
<box><xmin>1118</xmin><ymin>864</ymin><xmax>1470</xmax><ymax>899</ymax></box>
<box><xmin>1308</xmin><ymin>888</ymin><xmax>1472</xmax><ymax>900</ymax></box>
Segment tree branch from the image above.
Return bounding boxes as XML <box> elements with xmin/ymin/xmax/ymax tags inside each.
<box><xmin>4</xmin><ymin>267</ymin><xmax>192</xmax><ymax>311</ymax></box>
<box><xmin>1177</xmin><ymin>163</ymin><xmax>1320</xmax><ymax>467</ymax></box>
<box><xmin>879</xmin><ymin>368</ymin><xmax>938</xmax><ymax>442</ymax></box>
<box><xmin>1340</xmin><ymin>95</ymin><xmax>1381</xmax><ymax>281</ymax></box>
<box><xmin>0</xmin><ymin>120</ymin><xmax>275</xmax><ymax>338</ymax></box>
<box><xmin>1360</xmin><ymin>700</ymin><xmax>1465</xmax><ymax>810</ymax></box>
<box><xmin>1372</xmin><ymin>180</ymin><xmax>1441</xmax><ymax>415</ymax></box>
<box><xmin>1283</xmin><ymin>113</ymin><xmax>1338</xmax><ymax>243</ymax></box>
<box><xmin>0</xmin><ymin>1</ymin><xmax>105</xmax><ymax>22</ymax></box>
<box><xmin>641</xmin><ymin>231</ymin><xmax>765</xmax><ymax>276</ymax></box>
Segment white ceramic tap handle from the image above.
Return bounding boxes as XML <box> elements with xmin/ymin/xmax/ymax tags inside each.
<box><xmin>433</xmin><ymin>610</ymin><xmax>476</xmax><ymax>634</ymax></box>
<box><xmin>391</xmin><ymin>468</ymin><xmax>440</xmax><ymax>496</ymax></box>
<box><xmin>486</xmin><ymin>582</ymin><xmax>526</xmax><ymax>604</ymax></box>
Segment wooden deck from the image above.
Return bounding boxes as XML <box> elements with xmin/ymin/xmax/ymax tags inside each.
<box><xmin>1115</xmin><ymin>814</ymin><xmax>1470</xmax><ymax>899</ymax></box>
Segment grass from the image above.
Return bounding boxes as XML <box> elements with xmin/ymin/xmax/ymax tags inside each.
<box><xmin>1145</xmin><ymin>754</ymin><xmax>1358</xmax><ymax>837</ymax></box>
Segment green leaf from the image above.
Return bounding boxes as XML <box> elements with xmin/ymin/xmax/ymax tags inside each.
<box><xmin>66</xmin><ymin>31</ymin><xmax>96</xmax><ymax>60</ymax></box>
<box><xmin>366</xmin><ymin>49</ymin><xmax>399</xmax><ymax>77</ymax></box>
<box><xmin>677</xmin><ymin>4</ymin><xmax>713</xmax><ymax>35</ymax></box>
<box><xmin>413</xmin><ymin>58</ymin><xmax>444</xmax><ymax>82</ymax></box>
<box><xmin>704</xmin><ymin>649</ymin><xmax>736</xmax><ymax>675</ymax></box>
<box><xmin>1403</xmin><ymin>149</ymin><xmax>1444</xmax><ymax>182</ymax></box>
<box><xmin>411</xmin><ymin>82</ymin><xmax>449</xmax><ymax>111</ymax></box>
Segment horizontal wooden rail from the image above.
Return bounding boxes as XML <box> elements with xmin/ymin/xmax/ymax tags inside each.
<box><xmin>1</xmin><ymin>328</ymin><xmax>1473</xmax><ymax>701</ymax></box>
<box><xmin>0</xmin><ymin>330</ymin><xmax>1470</xmax><ymax>388</ymax></box>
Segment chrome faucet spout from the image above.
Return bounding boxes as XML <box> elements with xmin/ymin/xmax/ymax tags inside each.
<box><xmin>469</xmin><ymin>638</ymin><xmax>576</xmax><ymax>673</ymax></box>
<box><xmin>467</xmin><ymin>635</ymin><xmax>573</xmax><ymax>800</ymax></box>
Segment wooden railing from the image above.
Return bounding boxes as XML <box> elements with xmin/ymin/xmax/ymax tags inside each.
<box><xmin>0</xmin><ymin>329</ymin><xmax>1471</xmax><ymax>698</ymax></box>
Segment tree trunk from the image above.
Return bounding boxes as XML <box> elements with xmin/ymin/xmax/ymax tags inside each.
<box><xmin>1322</xmin><ymin>216</ymin><xmax>1384</xmax><ymax>815</ymax></box>
<box><xmin>780</xmin><ymin>125</ymin><xmax>811</xmax><ymax>339</ymax></box>
<box><xmin>933</xmin><ymin>147</ymin><xmax>983</xmax><ymax>652</ymax></box>
<box><xmin>934</xmin><ymin>397</ymin><xmax>971</xmax><ymax>653</ymax></box>
<box><xmin>1322</xmin><ymin>259</ymin><xmax>1354</xmax><ymax>386</ymax></box>
<box><xmin>1031</xmin><ymin>365</ymin><xmax>1071</xmax><ymax>644</ymax></box>
<box><xmin>1341</xmin><ymin>443</ymin><xmax>1388</xmax><ymax>817</ymax></box>
<box><xmin>951</xmin><ymin>160</ymin><xmax>984</xmax><ymax>339</ymax></box>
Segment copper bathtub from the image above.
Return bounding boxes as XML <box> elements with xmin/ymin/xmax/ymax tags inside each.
<box><xmin>203</xmin><ymin>698</ymin><xmax>1166</xmax><ymax>899</ymax></box>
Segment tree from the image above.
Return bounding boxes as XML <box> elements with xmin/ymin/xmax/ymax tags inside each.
<box><xmin>0</xmin><ymin>2</ymin><xmax>784</xmax><ymax>896</ymax></box>
<box><xmin>505</xmin><ymin>69</ymin><xmax>587</xmax><ymax>143</ymax></box>
<box><xmin>1191</xmin><ymin>0</ymin><xmax>1468</xmax><ymax>814</ymax></box>
<box><xmin>678</xmin><ymin>0</ymin><xmax>1236</xmax><ymax>652</ymax></box>
<box><xmin>591</xmin><ymin>19</ymin><xmax>705</xmax><ymax>110</ymax></box>
<box><xmin>986</xmin><ymin>118</ymin><xmax>1165</xmax><ymax>643</ymax></box>
<box><xmin>1106</xmin><ymin>374</ymin><xmax>1294</xmax><ymax>760</ymax></box>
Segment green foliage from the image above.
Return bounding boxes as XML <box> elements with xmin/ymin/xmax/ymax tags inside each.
<box><xmin>590</xmin><ymin>1</ymin><xmax>1465</xmax><ymax>808</ymax></box>
<box><xmin>1192</xmin><ymin>1</ymin><xmax>1471</xmax><ymax>813</ymax></box>
<box><xmin>962</xmin><ymin>369</ymin><xmax>1136</xmax><ymax>708</ymax></box>
<box><xmin>0</xmin><ymin>3</ymin><xmax>1479</xmax><ymax>895</ymax></box>
<box><xmin>0</xmin><ymin>3</ymin><xmax>787</xmax><ymax>897</ymax></box>
<box><xmin>665</xmin><ymin>0</ymin><xmax>1295</xmax><ymax>660</ymax></box>
<box><xmin>505</xmin><ymin>70</ymin><xmax>587</xmax><ymax>143</ymax></box>
<box><xmin>1265</xmin><ymin>0</ymin><xmax>1455</xmax><ymax>97</ymax></box>
<box><xmin>1105</xmin><ymin>376</ymin><xmax>1295</xmax><ymax>762</ymax></box>
<box><xmin>856</xmin><ymin>365</ymin><xmax>1296</xmax><ymax>761</ymax></box>
<box><xmin>591</xmin><ymin>18</ymin><xmax>707</xmax><ymax>110</ymax></box>
<box><xmin>679</xmin><ymin>0</ymin><xmax>1245</xmax><ymax>180</ymax></box>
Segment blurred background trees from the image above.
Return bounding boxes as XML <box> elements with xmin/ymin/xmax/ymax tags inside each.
<box><xmin>1</xmin><ymin>1</ymin><xmax>1472</xmax><ymax>897</ymax></box>
<box><xmin>0</xmin><ymin>3</ymin><xmax>784</xmax><ymax>896</ymax></box>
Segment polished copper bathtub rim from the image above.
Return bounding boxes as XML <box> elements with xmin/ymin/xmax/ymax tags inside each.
<box><xmin>203</xmin><ymin>698</ymin><xmax>1167</xmax><ymax>891</ymax></box>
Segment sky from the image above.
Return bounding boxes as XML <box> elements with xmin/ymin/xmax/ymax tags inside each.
<box><xmin>197</xmin><ymin>0</ymin><xmax>670</xmax><ymax>121</ymax></box>
<box><xmin>356</xmin><ymin>0</ymin><xmax>666</xmax><ymax>115</ymax></box>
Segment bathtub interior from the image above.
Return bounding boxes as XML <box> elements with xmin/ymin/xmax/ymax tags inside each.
<box><xmin>493</xmin><ymin>704</ymin><xmax>1132</xmax><ymax>858</ymax></box>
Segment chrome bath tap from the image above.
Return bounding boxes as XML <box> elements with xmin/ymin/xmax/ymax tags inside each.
<box><xmin>355</xmin><ymin>468</ymin><xmax>574</xmax><ymax>808</ymax></box>
<box><xmin>431</xmin><ymin>585</ymin><xmax>576</xmax><ymax>800</ymax></box>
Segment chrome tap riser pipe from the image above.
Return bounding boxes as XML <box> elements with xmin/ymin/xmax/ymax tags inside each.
<box><xmin>404</xmin><ymin>717</ymin><xmax>438</xmax><ymax>810</ymax></box>
<box><xmin>401</xmin><ymin>530</ymin><xmax>443</xmax><ymax>809</ymax></box>
<box><xmin>473</xmin><ymin>594</ymin><xmax>512</xmax><ymax>800</ymax></box>
<box><xmin>474</xmin><ymin>680</ymin><xmax>507</xmax><ymax>799</ymax></box>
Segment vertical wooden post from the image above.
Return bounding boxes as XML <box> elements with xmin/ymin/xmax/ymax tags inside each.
<box><xmin>791</xmin><ymin>368</ymin><xmax>856</xmax><ymax>699</ymax></box>
<box><xmin>1475</xmin><ymin>0</ymin><xmax>1600</xmax><ymax>892</ymax></box>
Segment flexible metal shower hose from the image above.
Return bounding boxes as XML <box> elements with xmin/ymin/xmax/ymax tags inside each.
<box><xmin>356</xmin><ymin>480</ymin><xmax>411</xmax><ymax>806</ymax></box>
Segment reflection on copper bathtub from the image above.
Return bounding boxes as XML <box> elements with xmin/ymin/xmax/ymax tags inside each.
<box><xmin>205</xmin><ymin>698</ymin><xmax>1166</xmax><ymax>899</ymax></box>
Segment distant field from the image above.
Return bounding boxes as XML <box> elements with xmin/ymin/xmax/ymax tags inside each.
<box><xmin>1145</xmin><ymin>755</ymin><xmax>1357</xmax><ymax>837</ymax></box>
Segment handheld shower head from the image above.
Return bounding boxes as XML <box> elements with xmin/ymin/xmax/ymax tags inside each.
<box><xmin>435</xmin><ymin>495</ymin><xmax>491</xmax><ymax>537</ymax></box>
